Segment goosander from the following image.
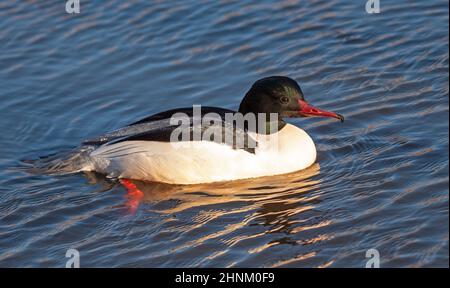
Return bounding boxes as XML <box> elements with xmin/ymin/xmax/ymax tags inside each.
<box><xmin>81</xmin><ymin>76</ymin><xmax>343</xmax><ymax>184</ymax></box>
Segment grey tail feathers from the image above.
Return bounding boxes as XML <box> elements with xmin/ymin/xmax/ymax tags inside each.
<box><xmin>24</xmin><ymin>145</ymin><xmax>96</xmax><ymax>175</ymax></box>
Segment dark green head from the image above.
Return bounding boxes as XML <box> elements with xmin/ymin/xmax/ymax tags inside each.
<box><xmin>238</xmin><ymin>76</ymin><xmax>344</xmax><ymax>123</ymax></box>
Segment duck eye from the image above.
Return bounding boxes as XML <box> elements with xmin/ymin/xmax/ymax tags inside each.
<box><xmin>280</xmin><ymin>96</ymin><xmax>289</xmax><ymax>104</ymax></box>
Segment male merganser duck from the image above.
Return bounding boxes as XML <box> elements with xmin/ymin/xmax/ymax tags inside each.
<box><xmin>81</xmin><ymin>76</ymin><xmax>343</xmax><ymax>184</ymax></box>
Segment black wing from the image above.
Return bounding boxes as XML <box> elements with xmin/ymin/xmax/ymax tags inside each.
<box><xmin>83</xmin><ymin>107</ymin><xmax>258</xmax><ymax>153</ymax></box>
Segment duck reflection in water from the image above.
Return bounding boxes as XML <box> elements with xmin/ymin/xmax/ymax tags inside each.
<box><xmin>86</xmin><ymin>163</ymin><xmax>324</xmax><ymax>223</ymax></box>
<box><xmin>83</xmin><ymin>163</ymin><xmax>333</xmax><ymax>266</ymax></box>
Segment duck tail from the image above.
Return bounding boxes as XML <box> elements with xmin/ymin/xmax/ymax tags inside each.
<box><xmin>23</xmin><ymin>145</ymin><xmax>96</xmax><ymax>175</ymax></box>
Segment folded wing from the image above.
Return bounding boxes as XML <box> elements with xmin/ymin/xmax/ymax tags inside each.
<box><xmin>83</xmin><ymin>107</ymin><xmax>258</xmax><ymax>153</ymax></box>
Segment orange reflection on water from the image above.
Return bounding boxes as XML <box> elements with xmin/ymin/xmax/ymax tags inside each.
<box><xmin>120</xmin><ymin>163</ymin><xmax>321</xmax><ymax>215</ymax></box>
<box><xmin>110</xmin><ymin>163</ymin><xmax>333</xmax><ymax>266</ymax></box>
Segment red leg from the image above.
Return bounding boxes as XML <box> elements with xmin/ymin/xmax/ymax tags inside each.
<box><xmin>120</xmin><ymin>179</ymin><xmax>144</xmax><ymax>214</ymax></box>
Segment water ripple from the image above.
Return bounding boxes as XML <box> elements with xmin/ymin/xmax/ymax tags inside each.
<box><xmin>0</xmin><ymin>0</ymin><xmax>448</xmax><ymax>267</ymax></box>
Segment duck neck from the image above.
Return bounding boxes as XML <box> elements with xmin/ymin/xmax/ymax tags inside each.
<box><xmin>238</xmin><ymin>99</ymin><xmax>286</xmax><ymax>134</ymax></box>
<box><xmin>261</xmin><ymin>119</ymin><xmax>286</xmax><ymax>135</ymax></box>
<box><xmin>237</xmin><ymin>112</ymin><xmax>286</xmax><ymax>135</ymax></box>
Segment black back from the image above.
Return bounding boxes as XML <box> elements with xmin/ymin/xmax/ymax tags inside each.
<box><xmin>83</xmin><ymin>107</ymin><xmax>258</xmax><ymax>154</ymax></box>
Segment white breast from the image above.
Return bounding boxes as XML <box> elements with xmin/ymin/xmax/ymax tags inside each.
<box><xmin>87</xmin><ymin>124</ymin><xmax>316</xmax><ymax>184</ymax></box>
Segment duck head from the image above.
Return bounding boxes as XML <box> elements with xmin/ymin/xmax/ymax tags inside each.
<box><xmin>238</xmin><ymin>76</ymin><xmax>344</xmax><ymax>129</ymax></box>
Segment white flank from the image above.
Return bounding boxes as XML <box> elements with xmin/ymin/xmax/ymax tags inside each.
<box><xmin>86</xmin><ymin>124</ymin><xmax>316</xmax><ymax>184</ymax></box>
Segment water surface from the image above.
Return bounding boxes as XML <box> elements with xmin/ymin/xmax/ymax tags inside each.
<box><xmin>0</xmin><ymin>0</ymin><xmax>448</xmax><ymax>267</ymax></box>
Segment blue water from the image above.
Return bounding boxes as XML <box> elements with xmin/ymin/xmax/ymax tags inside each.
<box><xmin>0</xmin><ymin>0</ymin><xmax>448</xmax><ymax>267</ymax></box>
